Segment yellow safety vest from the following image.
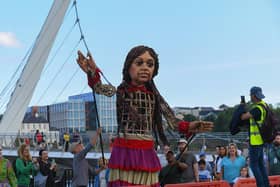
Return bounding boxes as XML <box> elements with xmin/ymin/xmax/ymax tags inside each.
<box><xmin>249</xmin><ymin>101</ymin><xmax>267</xmax><ymax>145</ymax></box>
<box><xmin>64</xmin><ymin>134</ymin><xmax>70</xmax><ymax>142</ymax></box>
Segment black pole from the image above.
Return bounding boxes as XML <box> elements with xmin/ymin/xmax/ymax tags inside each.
<box><xmin>89</xmin><ymin>73</ymin><xmax>105</xmax><ymax>165</ymax></box>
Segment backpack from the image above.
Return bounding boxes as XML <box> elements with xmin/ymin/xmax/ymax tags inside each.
<box><xmin>229</xmin><ymin>104</ymin><xmax>248</xmax><ymax>135</ymax></box>
<box><xmin>255</xmin><ymin>103</ymin><xmax>279</xmax><ymax>143</ymax></box>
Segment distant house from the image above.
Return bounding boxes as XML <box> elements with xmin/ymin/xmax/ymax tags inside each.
<box><xmin>174</xmin><ymin>106</ymin><xmax>221</xmax><ymax>119</ymax></box>
<box><xmin>21</xmin><ymin>107</ymin><xmax>49</xmax><ymax>134</ymax></box>
<box><xmin>173</xmin><ymin>107</ymin><xmax>200</xmax><ymax>117</ymax></box>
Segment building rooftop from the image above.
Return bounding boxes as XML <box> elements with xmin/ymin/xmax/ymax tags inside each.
<box><xmin>23</xmin><ymin>113</ymin><xmax>48</xmax><ymax>123</ymax></box>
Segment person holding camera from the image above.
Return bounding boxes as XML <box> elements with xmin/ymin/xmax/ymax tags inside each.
<box><xmin>240</xmin><ymin>86</ymin><xmax>270</xmax><ymax>187</ymax></box>
<box><xmin>37</xmin><ymin>149</ymin><xmax>57</xmax><ymax>187</ymax></box>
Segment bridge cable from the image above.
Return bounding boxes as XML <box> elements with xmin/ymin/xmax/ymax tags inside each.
<box><xmin>37</xmin><ymin>39</ymin><xmax>82</xmax><ymax>104</ymax></box>
<box><xmin>73</xmin><ymin>0</ymin><xmax>106</xmax><ymax>164</ymax></box>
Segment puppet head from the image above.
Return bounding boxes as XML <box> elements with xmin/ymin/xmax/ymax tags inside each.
<box><xmin>122</xmin><ymin>45</ymin><xmax>159</xmax><ymax>84</ymax></box>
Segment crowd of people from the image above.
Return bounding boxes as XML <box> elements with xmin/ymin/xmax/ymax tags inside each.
<box><xmin>0</xmin><ymin>143</ymin><xmax>57</xmax><ymax>187</ymax></box>
<box><xmin>1</xmin><ymin>131</ymin><xmax>280</xmax><ymax>187</ymax></box>
<box><xmin>158</xmin><ymin>133</ymin><xmax>280</xmax><ymax>187</ymax></box>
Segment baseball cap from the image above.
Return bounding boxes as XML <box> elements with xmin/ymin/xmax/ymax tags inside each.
<box><xmin>250</xmin><ymin>86</ymin><xmax>265</xmax><ymax>100</ymax></box>
<box><xmin>70</xmin><ymin>141</ymin><xmax>81</xmax><ymax>154</ymax></box>
<box><xmin>178</xmin><ymin>139</ymin><xmax>188</xmax><ymax>144</ymax></box>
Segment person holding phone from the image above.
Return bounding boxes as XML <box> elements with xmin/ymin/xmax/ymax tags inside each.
<box><xmin>240</xmin><ymin>86</ymin><xmax>270</xmax><ymax>187</ymax></box>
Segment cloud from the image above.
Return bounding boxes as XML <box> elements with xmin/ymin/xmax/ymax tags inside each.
<box><xmin>0</xmin><ymin>32</ymin><xmax>21</xmax><ymax>48</ymax></box>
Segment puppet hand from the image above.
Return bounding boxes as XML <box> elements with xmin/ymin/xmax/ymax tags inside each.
<box><xmin>76</xmin><ymin>50</ymin><xmax>96</xmax><ymax>74</ymax></box>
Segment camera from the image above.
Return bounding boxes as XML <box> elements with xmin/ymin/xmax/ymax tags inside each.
<box><xmin>241</xmin><ymin>96</ymin><xmax>245</xmax><ymax>104</ymax></box>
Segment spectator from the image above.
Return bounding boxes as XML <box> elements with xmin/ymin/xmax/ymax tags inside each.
<box><xmin>16</xmin><ymin>144</ymin><xmax>38</xmax><ymax>187</ymax></box>
<box><xmin>35</xmin><ymin>130</ymin><xmax>43</xmax><ymax>146</ymax></box>
<box><xmin>159</xmin><ymin>145</ymin><xmax>170</xmax><ymax>168</ymax></box>
<box><xmin>176</xmin><ymin>139</ymin><xmax>198</xmax><ymax>183</ymax></box>
<box><xmin>221</xmin><ymin>143</ymin><xmax>245</xmax><ymax>186</ymax></box>
<box><xmin>240</xmin><ymin>86</ymin><xmax>270</xmax><ymax>187</ymax></box>
<box><xmin>268</xmin><ymin>132</ymin><xmax>280</xmax><ymax>175</ymax></box>
<box><xmin>233</xmin><ymin>166</ymin><xmax>250</xmax><ymax>183</ymax></box>
<box><xmin>94</xmin><ymin>157</ymin><xmax>109</xmax><ymax>187</ymax></box>
<box><xmin>215</xmin><ymin>145</ymin><xmax>227</xmax><ymax>180</ymax></box>
<box><xmin>199</xmin><ymin>152</ymin><xmax>212</xmax><ymax>174</ymax></box>
<box><xmin>24</xmin><ymin>137</ymin><xmax>30</xmax><ymax>146</ymax></box>
<box><xmin>37</xmin><ymin>149</ymin><xmax>57</xmax><ymax>187</ymax></box>
<box><xmin>159</xmin><ymin>150</ymin><xmax>187</xmax><ymax>186</ymax></box>
<box><xmin>0</xmin><ymin>145</ymin><xmax>17</xmax><ymax>187</ymax></box>
<box><xmin>63</xmin><ymin>131</ymin><xmax>70</xmax><ymax>152</ymax></box>
<box><xmin>72</xmin><ymin>129</ymin><xmax>81</xmax><ymax>143</ymax></box>
<box><xmin>215</xmin><ymin>146</ymin><xmax>221</xmax><ymax>157</ymax></box>
<box><xmin>198</xmin><ymin>159</ymin><xmax>211</xmax><ymax>182</ymax></box>
<box><xmin>245</xmin><ymin>156</ymin><xmax>254</xmax><ymax>177</ymax></box>
<box><xmin>70</xmin><ymin>128</ymin><xmax>105</xmax><ymax>187</ymax></box>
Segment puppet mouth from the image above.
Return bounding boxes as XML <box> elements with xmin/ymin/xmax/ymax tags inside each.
<box><xmin>139</xmin><ymin>72</ymin><xmax>150</xmax><ymax>78</ymax></box>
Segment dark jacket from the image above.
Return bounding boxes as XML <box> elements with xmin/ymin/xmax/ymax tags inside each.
<box><xmin>230</xmin><ymin>104</ymin><xmax>249</xmax><ymax>135</ymax></box>
<box><xmin>38</xmin><ymin>159</ymin><xmax>56</xmax><ymax>187</ymax></box>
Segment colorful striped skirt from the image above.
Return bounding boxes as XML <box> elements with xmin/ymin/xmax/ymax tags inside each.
<box><xmin>108</xmin><ymin>134</ymin><xmax>161</xmax><ymax>187</ymax></box>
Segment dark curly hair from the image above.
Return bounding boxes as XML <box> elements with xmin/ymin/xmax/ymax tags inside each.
<box><xmin>122</xmin><ymin>45</ymin><xmax>159</xmax><ymax>82</ymax></box>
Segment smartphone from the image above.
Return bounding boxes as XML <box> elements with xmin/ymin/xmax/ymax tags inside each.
<box><xmin>241</xmin><ymin>96</ymin><xmax>245</xmax><ymax>104</ymax></box>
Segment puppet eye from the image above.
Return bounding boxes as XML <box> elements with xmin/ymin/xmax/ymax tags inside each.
<box><xmin>146</xmin><ymin>60</ymin><xmax>154</xmax><ymax>68</ymax></box>
<box><xmin>134</xmin><ymin>59</ymin><xmax>144</xmax><ymax>66</ymax></box>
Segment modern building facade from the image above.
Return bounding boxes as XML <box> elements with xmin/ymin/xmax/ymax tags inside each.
<box><xmin>49</xmin><ymin>100</ymin><xmax>87</xmax><ymax>133</ymax></box>
<box><xmin>26</xmin><ymin>92</ymin><xmax>118</xmax><ymax>134</ymax></box>
<box><xmin>70</xmin><ymin>92</ymin><xmax>118</xmax><ymax>133</ymax></box>
<box><xmin>94</xmin><ymin>93</ymin><xmax>118</xmax><ymax>133</ymax></box>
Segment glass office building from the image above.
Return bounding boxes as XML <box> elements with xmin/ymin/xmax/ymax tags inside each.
<box><xmin>26</xmin><ymin>92</ymin><xmax>117</xmax><ymax>134</ymax></box>
<box><xmin>95</xmin><ymin>94</ymin><xmax>118</xmax><ymax>133</ymax></box>
<box><xmin>49</xmin><ymin>100</ymin><xmax>86</xmax><ymax>133</ymax></box>
<box><xmin>70</xmin><ymin>92</ymin><xmax>118</xmax><ymax>133</ymax></box>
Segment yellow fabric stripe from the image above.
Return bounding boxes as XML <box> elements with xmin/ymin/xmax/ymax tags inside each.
<box><xmin>109</xmin><ymin>168</ymin><xmax>159</xmax><ymax>185</ymax></box>
<box><xmin>117</xmin><ymin>133</ymin><xmax>154</xmax><ymax>140</ymax></box>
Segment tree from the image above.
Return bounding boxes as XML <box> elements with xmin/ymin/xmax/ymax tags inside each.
<box><xmin>273</xmin><ymin>106</ymin><xmax>280</xmax><ymax>117</ymax></box>
<box><xmin>183</xmin><ymin>114</ymin><xmax>197</xmax><ymax>122</ymax></box>
<box><xmin>203</xmin><ymin>113</ymin><xmax>217</xmax><ymax>122</ymax></box>
<box><xmin>213</xmin><ymin>107</ymin><xmax>235</xmax><ymax>132</ymax></box>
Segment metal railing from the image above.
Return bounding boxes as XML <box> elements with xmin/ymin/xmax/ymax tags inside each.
<box><xmin>64</xmin><ymin>168</ymin><xmax>96</xmax><ymax>187</ymax></box>
<box><xmin>0</xmin><ymin>131</ymin><xmax>249</xmax><ymax>153</ymax></box>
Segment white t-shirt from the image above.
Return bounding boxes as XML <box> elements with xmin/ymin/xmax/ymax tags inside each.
<box><xmin>198</xmin><ymin>169</ymin><xmax>211</xmax><ymax>181</ymax></box>
<box><xmin>216</xmin><ymin>157</ymin><xmax>223</xmax><ymax>173</ymax></box>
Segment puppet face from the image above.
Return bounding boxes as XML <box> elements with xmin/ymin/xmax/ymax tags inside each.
<box><xmin>128</xmin><ymin>51</ymin><xmax>155</xmax><ymax>86</ymax></box>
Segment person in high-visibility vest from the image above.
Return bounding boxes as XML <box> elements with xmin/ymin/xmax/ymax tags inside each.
<box><xmin>241</xmin><ymin>86</ymin><xmax>270</xmax><ymax>187</ymax></box>
<box><xmin>63</xmin><ymin>131</ymin><xmax>70</xmax><ymax>152</ymax></box>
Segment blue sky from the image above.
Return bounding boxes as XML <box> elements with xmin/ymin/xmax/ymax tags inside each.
<box><xmin>1</xmin><ymin>0</ymin><xmax>280</xmax><ymax>113</ymax></box>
